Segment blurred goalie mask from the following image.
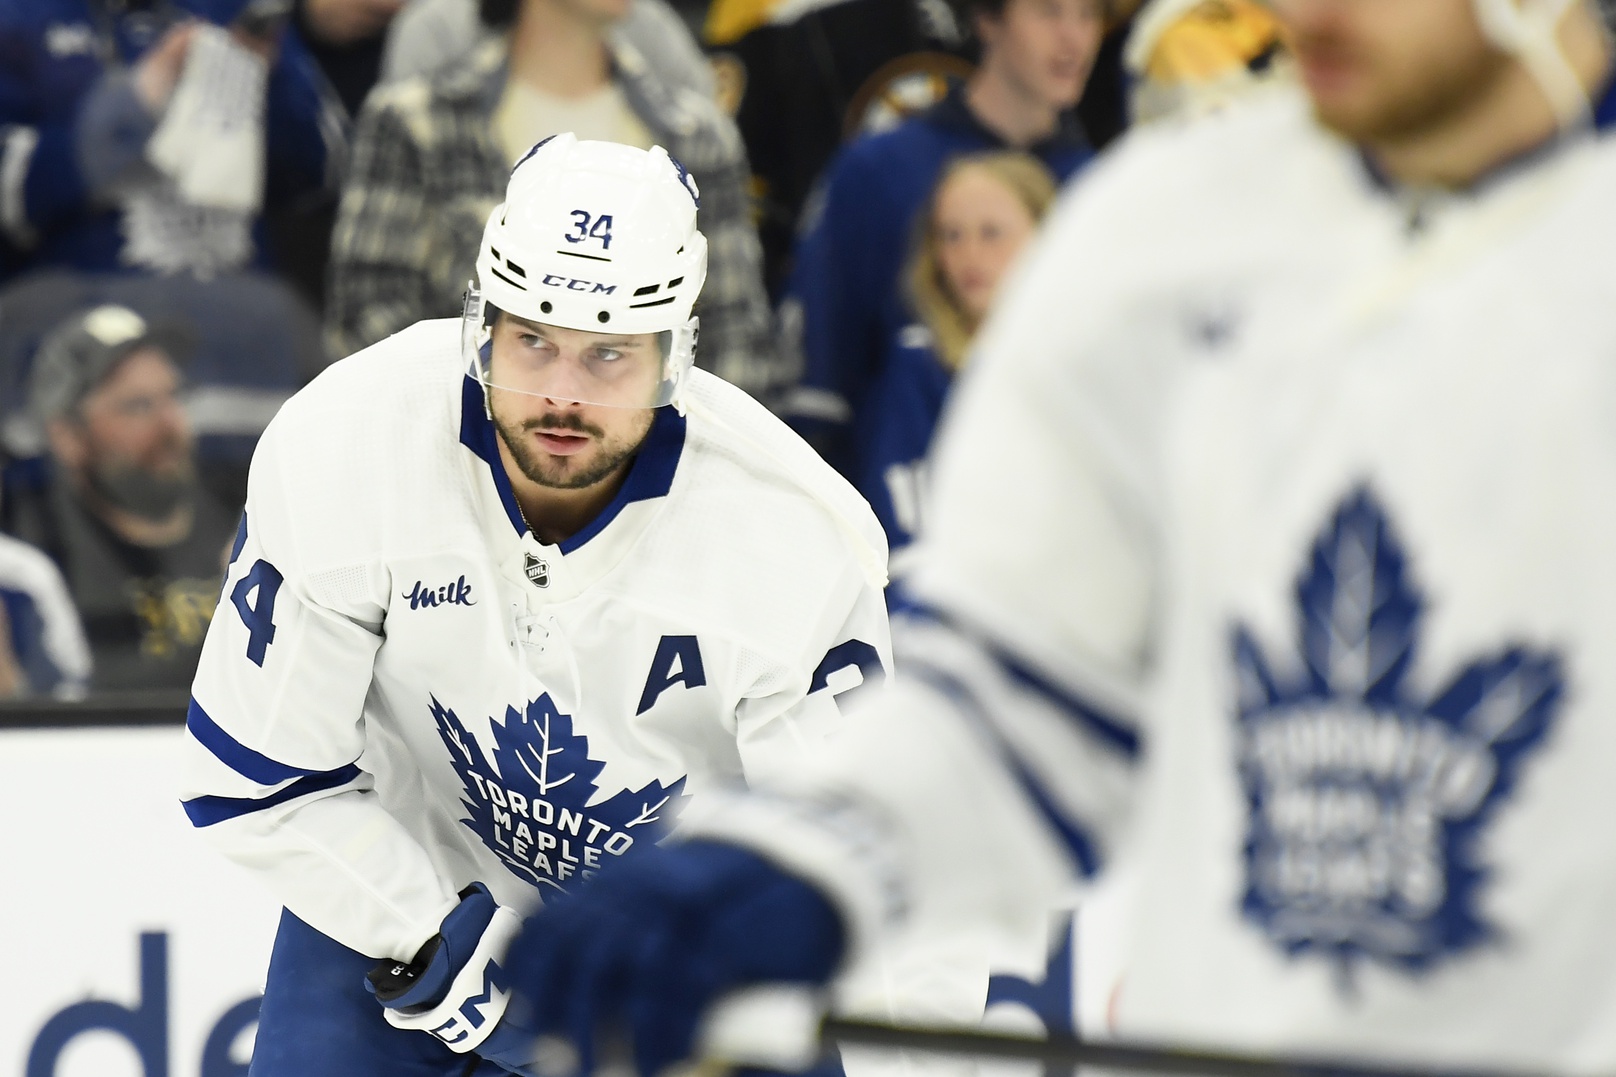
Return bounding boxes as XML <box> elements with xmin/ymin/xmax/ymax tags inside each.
<box><xmin>466</xmin><ymin>133</ymin><xmax>708</xmax><ymax>410</ymax></box>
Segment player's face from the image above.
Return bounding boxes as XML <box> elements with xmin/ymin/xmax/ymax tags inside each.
<box><xmin>979</xmin><ymin>0</ymin><xmax>1105</xmax><ymax>112</ymax></box>
<box><xmin>1279</xmin><ymin>0</ymin><xmax>1511</xmax><ymax>143</ymax></box>
<box><xmin>932</xmin><ymin>166</ymin><xmax>1040</xmax><ymax>324</ymax></box>
<box><xmin>487</xmin><ymin>318</ymin><xmax>658</xmax><ymax>492</ymax></box>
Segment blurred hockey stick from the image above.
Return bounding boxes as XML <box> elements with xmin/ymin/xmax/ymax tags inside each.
<box><xmin>821</xmin><ymin>1017</ymin><xmax>1560</xmax><ymax>1077</ymax></box>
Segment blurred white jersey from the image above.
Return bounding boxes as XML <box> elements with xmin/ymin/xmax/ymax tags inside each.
<box><xmin>181</xmin><ymin>319</ymin><xmax>890</xmax><ymax>962</ymax></box>
<box><xmin>688</xmin><ymin>84</ymin><xmax>1616</xmax><ymax>1074</ymax></box>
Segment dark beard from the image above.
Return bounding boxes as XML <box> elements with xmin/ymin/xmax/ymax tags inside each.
<box><xmin>87</xmin><ymin>460</ymin><xmax>195</xmax><ymax>521</ymax></box>
<box><xmin>493</xmin><ymin>409</ymin><xmax>647</xmax><ymax>490</ymax></box>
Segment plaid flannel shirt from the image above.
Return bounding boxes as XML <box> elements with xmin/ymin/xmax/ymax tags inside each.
<box><xmin>327</xmin><ymin>37</ymin><xmax>780</xmax><ymax>400</ymax></box>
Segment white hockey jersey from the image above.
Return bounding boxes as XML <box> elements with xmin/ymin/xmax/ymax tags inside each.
<box><xmin>688</xmin><ymin>83</ymin><xmax>1616</xmax><ymax>1075</ymax></box>
<box><xmin>180</xmin><ymin>319</ymin><xmax>890</xmax><ymax>962</ymax></box>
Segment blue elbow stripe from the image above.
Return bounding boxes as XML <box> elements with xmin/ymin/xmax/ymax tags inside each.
<box><xmin>899</xmin><ymin>603</ymin><xmax>1141</xmax><ymax>760</ymax></box>
<box><xmin>182</xmin><ymin>764</ymin><xmax>363</xmax><ymax>828</ymax></box>
<box><xmin>910</xmin><ymin>664</ymin><xmax>1102</xmax><ymax>877</ymax></box>
<box><xmin>187</xmin><ymin>698</ymin><xmax>329</xmax><ymax>785</ymax></box>
<box><xmin>993</xmin><ymin>651</ymin><xmax>1141</xmax><ymax>760</ymax></box>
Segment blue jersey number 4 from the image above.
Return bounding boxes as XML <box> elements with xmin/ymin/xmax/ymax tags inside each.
<box><xmin>231</xmin><ymin>560</ymin><xmax>284</xmax><ymax>667</ymax></box>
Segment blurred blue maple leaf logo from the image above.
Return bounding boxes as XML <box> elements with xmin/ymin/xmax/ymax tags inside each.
<box><xmin>1232</xmin><ymin>486</ymin><xmax>1562</xmax><ymax>986</ymax></box>
<box><xmin>432</xmin><ymin>694</ymin><xmax>687</xmax><ymax>893</ymax></box>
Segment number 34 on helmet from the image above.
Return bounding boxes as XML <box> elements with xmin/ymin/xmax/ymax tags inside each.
<box><xmin>465</xmin><ymin>133</ymin><xmax>709</xmax><ymax>411</ymax></box>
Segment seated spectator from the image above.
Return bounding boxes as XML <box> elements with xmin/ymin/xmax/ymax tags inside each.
<box><xmin>0</xmin><ymin>0</ymin><xmax>346</xmax><ymax>283</ymax></box>
<box><xmin>329</xmin><ymin>0</ymin><xmax>779</xmax><ymax>399</ymax></box>
<box><xmin>782</xmin><ymin>0</ymin><xmax>1102</xmax><ymax>473</ymax></box>
<box><xmin>0</xmin><ymin>530</ymin><xmax>93</xmax><ymax>698</ymax></box>
<box><xmin>11</xmin><ymin>304</ymin><xmax>240</xmax><ymax>692</ymax></box>
<box><xmin>858</xmin><ymin>151</ymin><xmax>1053</xmax><ymax>566</ymax></box>
<box><xmin>0</xmin><ymin>268</ymin><xmax>331</xmax><ymax>511</ymax></box>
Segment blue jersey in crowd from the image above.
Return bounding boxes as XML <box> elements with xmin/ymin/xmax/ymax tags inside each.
<box><xmin>783</xmin><ymin>82</ymin><xmax>1091</xmax><ymax>552</ymax></box>
<box><xmin>852</xmin><ymin>323</ymin><xmax>951</xmax><ymax>560</ymax></box>
<box><xmin>0</xmin><ymin>0</ymin><xmax>343</xmax><ymax>280</ymax></box>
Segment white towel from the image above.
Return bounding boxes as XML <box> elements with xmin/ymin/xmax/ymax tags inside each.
<box><xmin>146</xmin><ymin>23</ymin><xmax>268</xmax><ymax>213</ymax></box>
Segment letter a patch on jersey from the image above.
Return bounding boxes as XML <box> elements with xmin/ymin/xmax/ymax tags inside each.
<box><xmin>1231</xmin><ymin>486</ymin><xmax>1562</xmax><ymax>986</ymax></box>
<box><xmin>432</xmin><ymin>696</ymin><xmax>688</xmax><ymax>892</ymax></box>
<box><xmin>636</xmin><ymin>635</ymin><xmax>706</xmax><ymax>715</ymax></box>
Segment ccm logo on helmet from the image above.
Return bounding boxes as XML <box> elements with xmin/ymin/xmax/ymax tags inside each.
<box><xmin>540</xmin><ymin>274</ymin><xmax>617</xmax><ymax>294</ymax></box>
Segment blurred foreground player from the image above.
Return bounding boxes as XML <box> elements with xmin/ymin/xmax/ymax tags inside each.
<box><xmin>180</xmin><ymin>134</ymin><xmax>889</xmax><ymax>1076</ymax></box>
<box><xmin>498</xmin><ymin>1</ymin><xmax>1616</xmax><ymax>1074</ymax></box>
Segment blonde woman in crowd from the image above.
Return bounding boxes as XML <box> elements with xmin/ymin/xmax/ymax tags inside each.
<box><xmin>865</xmin><ymin>151</ymin><xmax>1056</xmax><ymax>566</ymax></box>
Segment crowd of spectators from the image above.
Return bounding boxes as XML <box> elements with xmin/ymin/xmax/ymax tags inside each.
<box><xmin>0</xmin><ymin>0</ymin><xmax>1292</xmax><ymax>696</ymax></box>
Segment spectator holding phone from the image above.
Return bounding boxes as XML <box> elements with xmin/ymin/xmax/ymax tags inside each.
<box><xmin>0</xmin><ymin>0</ymin><xmax>346</xmax><ymax>282</ymax></box>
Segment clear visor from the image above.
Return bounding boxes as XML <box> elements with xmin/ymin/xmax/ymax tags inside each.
<box><xmin>463</xmin><ymin>289</ymin><xmax>683</xmax><ymax>409</ymax></box>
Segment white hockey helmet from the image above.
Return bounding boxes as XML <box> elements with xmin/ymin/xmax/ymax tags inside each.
<box><xmin>466</xmin><ymin>133</ymin><xmax>708</xmax><ymax>409</ymax></box>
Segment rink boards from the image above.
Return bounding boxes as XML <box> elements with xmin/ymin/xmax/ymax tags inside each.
<box><xmin>2</xmin><ymin>717</ymin><xmax>279</xmax><ymax>1077</ymax></box>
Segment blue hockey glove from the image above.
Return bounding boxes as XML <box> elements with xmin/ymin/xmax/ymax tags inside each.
<box><xmin>365</xmin><ymin>882</ymin><xmax>540</xmax><ymax>1072</ymax></box>
<box><xmin>503</xmin><ymin>840</ymin><xmax>847</xmax><ymax>1077</ymax></box>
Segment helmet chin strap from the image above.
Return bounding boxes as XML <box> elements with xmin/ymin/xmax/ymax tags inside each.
<box><xmin>1473</xmin><ymin>0</ymin><xmax>1594</xmax><ymax>130</ymax></box>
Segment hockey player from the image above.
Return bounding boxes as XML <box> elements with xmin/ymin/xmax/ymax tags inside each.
<box><xmin>488</xmin><ymin>1</ymin><xmax>1616</xmax><ymax>1075</ymax></box>
<box><xmin>179</xmin><ymin>134</ymin><xmax>890</xmax><ymax>1075</ymax></box>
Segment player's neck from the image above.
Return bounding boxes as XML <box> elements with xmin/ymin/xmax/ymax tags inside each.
<box><xmin>1369</xmin><ymin>10</ymin><xmax>1612</xmax><ymax>189</ymax></box>
<box><xmin>508</xmin><ymin>0</ymin><xmax>613</xmax><ymax>98</ymax></box>
<box><xmin>964</xmin><ymin>66</ymin><xmax>1061</xmax><ymax>149</ymax></box>
<box><xmin>498</xmin><ymin>448</ymin><xmax>633</xmax><ymax>547</ymax></box>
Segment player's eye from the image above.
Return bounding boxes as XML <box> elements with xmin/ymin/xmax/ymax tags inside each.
<box><xmin>590</xmin><ymin>347</ymin><xmax>624</xmax><ymax>364</ymax></box>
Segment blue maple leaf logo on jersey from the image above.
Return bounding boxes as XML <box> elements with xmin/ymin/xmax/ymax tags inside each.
<box><xmin>432</xmin><ymin>695</ymin><xmax>688</xmax><ymax>892</ymax></box>
<box><xmin>1232</xmin><ymin>486</ymin><xmax>1562</xmax><ymax>986</ymax></box>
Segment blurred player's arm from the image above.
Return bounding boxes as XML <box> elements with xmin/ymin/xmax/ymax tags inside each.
<box><xmin>729</xmin><ymin>548</ymin><xmax>894</xmax><ymax>788</ymax></box>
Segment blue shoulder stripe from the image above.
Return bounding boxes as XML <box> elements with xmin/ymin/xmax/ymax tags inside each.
<box><xmin>898</xmin><ymin>603</ymin><xmax>1141</xmax><ymax>760</ymax></box>
<box><xmin>909</xmin><ymin>663</ymin><xmax>1101</xmax><ymax>877</ymax></box>
<box><xmin>186</xmin><ymin>698</ymin><xmax>339</xmax><ymax>785</ymax></box>
<box><xmin>993</xmin><ymin>648</ymin><xmax>1141</xmax><ymax>760</ymax></box>
<box><xmin>182</xmin><ymin>765</ymin><xmax>363</xmax><ymax>828</ymax></box>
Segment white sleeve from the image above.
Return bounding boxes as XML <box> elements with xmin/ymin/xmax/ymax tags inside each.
<box><xmin>731</xmin><ymin>556</ymin><xmax>893</xmax><ymax>790</ymax></box>
<box><xmin>180</xmin><ymin>421</ymin><xmax>458</xmax><ymax>962</ymax></box>
<box><xmin>683</xmin><ymin>142</ymin><xmax>1178</xmax><ymax>964</ymax></box>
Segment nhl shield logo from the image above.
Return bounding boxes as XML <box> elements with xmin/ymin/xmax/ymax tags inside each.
<box><xmin>524</xmin><ymin>553</ymin><xmax>549</xmax><ymax>588</ymax></box>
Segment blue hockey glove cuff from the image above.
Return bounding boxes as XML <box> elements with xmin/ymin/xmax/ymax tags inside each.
<box><xmin>502</xmin><ymin>840</ymin><xmax>847</xmax><ymax>1077</ymax></box>
<box><xmin>366</xmin><ymin>882</ymin><xmax>527</xmax><ymax>1057</ymax></box>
